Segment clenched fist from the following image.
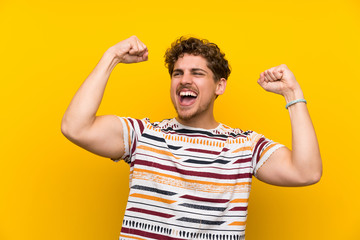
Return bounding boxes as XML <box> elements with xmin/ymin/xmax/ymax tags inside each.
<box><xmin>108</xmin><ymin>35</ymin><xmax>148</xmax><ymax>64</ymax></box>
<box><xmin>257</xmin><ymin>64</ymin><xmax>303</xmax><ymax>100</ymax></box>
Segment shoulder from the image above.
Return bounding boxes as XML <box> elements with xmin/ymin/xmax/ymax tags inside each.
<box><xmin>150</xmin><ymin>118</ymin><xmax>180</xmax><ymax>131</ymax></box>
<box><xmin>119</xmin><ymin>117</ymin><xmax>152</xmax><ymax>135</ymax></box>
<box><xmin>216</xmin><ymin>122</ymin><xmax>252</xmax><ymax>138</ymax></box>
<box><xmin>216</xmin><ymin>123</ymin><xmax>270</xmax><ymax>147</ymax></box>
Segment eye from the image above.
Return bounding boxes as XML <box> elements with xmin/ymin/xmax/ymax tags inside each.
<box><xmin>194</xmin><ymin>72</ymin><xmax>204</xmax><ymax>75</ymax></box>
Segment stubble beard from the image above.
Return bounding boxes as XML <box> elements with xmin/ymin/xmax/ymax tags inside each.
<box><xmin>174</xmin><ymin>101</ymin><xmax>212</xmax><ymax>122</ymax></box>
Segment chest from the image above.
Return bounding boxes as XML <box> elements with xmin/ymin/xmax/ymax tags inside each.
<box><xmin>133</xmin><ymin>130</ymin><xmax>253</xmax><ymax>180</ymax></box>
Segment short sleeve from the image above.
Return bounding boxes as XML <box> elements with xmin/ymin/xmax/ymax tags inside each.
<box><xmin>250</xmin><ymin>131</ymin><xmax>285</xmax><ymax>177</ymax></box>
<box><xmin>110</xmin><ymin>117</ymin><xmax>148</xmax><ymax>164</ymax></box>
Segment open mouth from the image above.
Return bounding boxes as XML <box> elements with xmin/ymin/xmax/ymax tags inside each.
<box><xmin>178</xmin><ymin>90</ymin><xmax>198</xmax><ymax>106</ymax></box>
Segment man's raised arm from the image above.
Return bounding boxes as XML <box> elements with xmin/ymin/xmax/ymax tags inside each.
<box><xmin>255</xmin><ymin>64</ymin><xmax>322</xmax><ymax>186</ymax></box>
<box><xmin>61</xmin><ymin>36</ymin><xmax>148</xmax><ymax>160</ymax></box>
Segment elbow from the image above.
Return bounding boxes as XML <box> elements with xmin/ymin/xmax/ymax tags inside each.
<box><xmin>302</xmin><ymin>168</ymin><xmax>322</xmax><ymax>186</ymax></box>
<box><xmin>310</xmin><ymin>158</ymin><xmax>323</xmax><ymax>185</ymax></box>
<box><xmin>61</xmin><ymin>116</ymin><xmax>91</xmax><ymax>143</ymax></box>
<box><xmin>297</xmin><ymin>156</ymin><xmax>323</xmax><ymax>186</ymax></box>
<box><xmin>61</xmin><ymin>123</ymin><xmax>71</xmax><ymax>139</ymax></box>
<box><xmin>61</xmin><ymin>116</ymin><xmax>71</xmax><ymax>138</ymax></box>
<box><xmin>61</xmin><ymin>115</ymin><xmax>94</xmax><ymax>143</ymax></box>
<box><xmin>309</xmin><ymin>172</ymin><xmax>322</xmax><ymax>185</ymax></box>
<box><xmin>61</xmin><ymin>116</ymin><xmax>79</xmax><ymax>141</ymax></box>
<box><xmin>61</xmin><ymin>122</ymin><xmax>82</xmax><ymax>143</ymax></box>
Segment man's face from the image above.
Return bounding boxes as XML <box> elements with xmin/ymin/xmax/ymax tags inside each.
<box><xmin>170</xmin><ymin>54</ymin><xmax>222</xmax><ymax>122</ymax></box>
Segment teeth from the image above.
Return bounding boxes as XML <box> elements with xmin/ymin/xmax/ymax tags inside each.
<box><xmin>179</xmin><ymin>91</ymin><xmax>197</xmax><ymax>97</ymax></box>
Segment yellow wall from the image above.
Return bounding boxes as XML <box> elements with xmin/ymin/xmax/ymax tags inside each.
<box><xmin>1</xmin><ymin>0</ymin><xmax>359</xmax><ymax>239</ymax></box>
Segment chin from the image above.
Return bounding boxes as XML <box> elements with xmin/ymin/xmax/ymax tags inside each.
<box><xmin>177</xmin><ymin>111</ymin><xmax>195</xmax><ymax>121</ymax></box>
<box><xmin>173</xmin><ymin>101</ymin><xmax>208</xmax><ymax>122</ymax></box>
<box><xmin>177</xmin><ymin>107</ymin><xmax>208</xmax><ymax>122</ymax></box>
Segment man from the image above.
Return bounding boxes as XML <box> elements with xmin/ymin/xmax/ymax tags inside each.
<box><xmin>61</xmin><ymin>35</ymin><xmax>322</xmax><ymax>240</ymax></box>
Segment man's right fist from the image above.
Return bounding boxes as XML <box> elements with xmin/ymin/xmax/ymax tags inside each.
<box><xmin>108</xmin><ymin>36</ymin><xmax>148</xmax><ymax>64</ymax></box>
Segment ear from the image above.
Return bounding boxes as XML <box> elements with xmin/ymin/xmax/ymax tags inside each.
<box><xmin>215</xmin><ymin>78</ymin><xmax>227</xmax><ymax>96</ymax></box>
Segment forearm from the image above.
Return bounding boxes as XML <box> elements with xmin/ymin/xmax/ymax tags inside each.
<box><xmin>61</xmin><ymin>50</ymin><xmax>119</xmax><ymax>135</ymax></box>
<box><xmin>285</xmin><ymin>90</ymin><xmax>322</xmax><ymax>181</ymax></box>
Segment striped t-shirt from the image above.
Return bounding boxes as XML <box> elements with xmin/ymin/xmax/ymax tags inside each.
<box><xmin>111</xmin><ymin>117</ymin><xmax>284</xmax><ymax>240</ymax></box>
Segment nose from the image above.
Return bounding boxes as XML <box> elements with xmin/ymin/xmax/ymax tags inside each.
<box><xmin>180</xmin><ymin>71</ymin><xmax>192</xmax><ymax>85</ymax></box>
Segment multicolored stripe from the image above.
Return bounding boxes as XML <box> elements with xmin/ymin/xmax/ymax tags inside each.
<box><xmin>112</xmin><ymin>117</ymin><xmax>284</xmax><ymax>240</ymax></box>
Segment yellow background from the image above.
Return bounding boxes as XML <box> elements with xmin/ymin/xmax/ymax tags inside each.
<box><xmin>1</xmin><ymin>0</ymin><xmax>359</xmax><ymax>239</ymax></box>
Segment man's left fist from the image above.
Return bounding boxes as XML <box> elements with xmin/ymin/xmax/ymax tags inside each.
<box><xmin>257</xmin><ymin>64</ymin><xmax>302</xmax><ymax>97</ymax></box>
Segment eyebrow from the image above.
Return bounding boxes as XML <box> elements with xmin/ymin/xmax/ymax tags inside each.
<box><xmin>173</xmin><ymin>68</ymin><xmax>208</xmax><ymax>73</ymax></box>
